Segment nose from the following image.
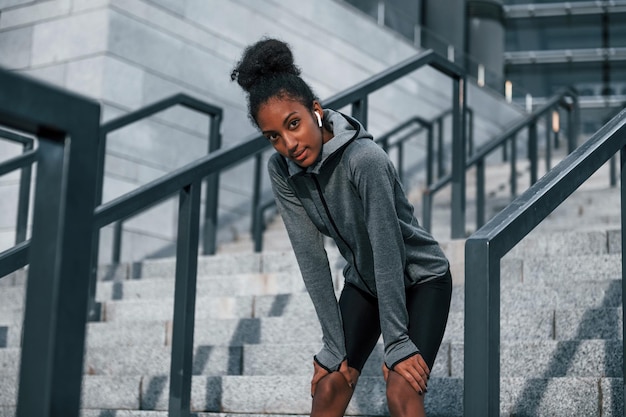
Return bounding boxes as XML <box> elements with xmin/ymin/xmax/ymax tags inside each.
<box><xmin>283</xmin><ymin>133</ymin><xmax>298</xmax><ymax>152</ymax></box>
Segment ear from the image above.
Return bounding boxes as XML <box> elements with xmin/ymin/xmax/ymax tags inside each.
<box><xmin>312</xmin><ymin>100</ymin><xmax>324</xmax><ymax>124</ymax></box>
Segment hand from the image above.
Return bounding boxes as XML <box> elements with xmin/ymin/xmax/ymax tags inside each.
<box><xmin>388</xmin><ymin>354</ymin><xmax>430</xmax><ymax>394</ymax></box>
<box><xmin>311</xmin><ymin>360</ymin><xmax>329</xmax><ymax>397</ymax></box>
<box><xmin>311</xmin><ymin>359</ymin><xmax>359</xmax><ymax>397</ymax></box>
<box><xmin>338</xmin><ymin>359</ymin><xmax>359</xmax><ymax>390</ymax></box>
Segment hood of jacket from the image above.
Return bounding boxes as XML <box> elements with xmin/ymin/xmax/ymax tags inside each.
<box><xmin>285</xmin><ymin>109</ymin><xmax>374</xmax><ymax>177</ymax></box>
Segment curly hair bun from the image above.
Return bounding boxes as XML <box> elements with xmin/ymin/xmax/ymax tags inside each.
<box><xmin>231</xmin><ymin>38</ymin><xmax>301</xmax><ymax>93</ymax></box>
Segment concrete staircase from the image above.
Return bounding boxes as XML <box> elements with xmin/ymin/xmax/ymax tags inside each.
<box><xmin>0</xmin><ymin>158</ymin><xmax>622</xmax><ymax>416</ymax></box>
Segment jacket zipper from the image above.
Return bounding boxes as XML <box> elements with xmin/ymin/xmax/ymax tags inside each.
<box><xmin>311</xmin><ymin>175</ymin><xmax>376</xmax><ymax>296</ymax></box>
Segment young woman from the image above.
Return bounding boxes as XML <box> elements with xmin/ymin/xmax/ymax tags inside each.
<box><xmin>231</xmin><ymin>38</ymin><xmax>452</xmax><ymax>417</ymax></box>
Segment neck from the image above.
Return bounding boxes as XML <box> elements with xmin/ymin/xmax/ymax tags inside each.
<box><xmin>321</xmin><ymin>126</ymin><xmax>334</xmax><ymax>144</ymax></box>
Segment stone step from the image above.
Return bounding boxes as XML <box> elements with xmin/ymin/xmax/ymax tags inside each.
<box><xmin>521</xmin><ymin>253</ymin><xmax>621</xmax><ymax>284</ymax></box>
<box><xmin>0</xmin><ymin>374</ymin><xmax>621</xmax><ymax>416</ymax></box>
<box><xmin>2</xmin><ymin>222</ymin><xmax>619</xmax><ymax>293</ymax></box>
<box><xmin>0</xmin><ymin>345</ymin><xmax>240</xmax><ymax>378</ymax></box>
<box><xmin>101</xmin><ymin>278</ymin><xmax>621</xmax><ymax>325</ymax></box>
<box><xmin>0</xmin><ymin>338</ymin><xmax>618</xmax><ymax>381</ymax></box>
<box><xmin>0</xmin><ymin>248</ymin><xmax>619</xmax><ymax>316</ymax></box>
<box><xmin>95</xmin><ymin>272</ymin><xmax>309</xmax><ymax>301</ymax></box>
<box><xmin>1</xmin><ymin>274</ymin><xmax>619</xmax><ymax>328</ymax></box>
<box><xmin>240</xmin><ymin>338</ymin><xmax>621</xmax><ymax>378</ymax></box>
<box><xmin>91</xmin><ymin>249</ymin><xmax>345</xmax><ymax>283</ymax></box>
<box><xmin>2</xmin><ymin>301</ymin><xmax>621</xmax><ymax>350</ymax></box>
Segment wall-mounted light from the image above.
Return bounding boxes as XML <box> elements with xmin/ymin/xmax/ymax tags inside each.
<box><xmin>477</xmin><ymin>64</ymin><xmax>485</xmax><ymax>87</ymax></box>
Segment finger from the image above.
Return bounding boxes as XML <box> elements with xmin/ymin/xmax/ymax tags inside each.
<box><xmin>310</xmin><ymin>363</ymin><xmax>329</xmax><ymax>397</ymax></box>
<box><xmin>339</xmin><ymin>361</ymin><xmax>357</xmax><ymax>389</ymax></box>
<box><xmin>415</xmin><ymin>355</ymin><xmax>431</xmax><ymax>379</ymax></box>
<box><xmin>311</xmin><ymin>369</ymin><xmax>328</xmax><ymax>385</ymax></box>
<box><xmin>396</xmin><ymin>363</ymin><xmax>427</xmax><ymax>393</ymax></box>
<box><xmin>310</xmin><ymin>372</ymin><xmax>327</xmax><ymax>396</ymax></box>
<box><xmin>405</xmin><ymin>356</ymin><xmax>429</xmax><ymax>387</ymax></box>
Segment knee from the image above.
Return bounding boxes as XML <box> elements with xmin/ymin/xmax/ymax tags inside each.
<box><xmin>313</xmin><ymin>373</ymin><xmax>350</xmax><ymax>405</ymax></box>
<box><xmin>386</xmin><ymin>386</ymin><xmax>407</xmax><ymax>413</ymax></box>
<box><xmin>386</xmin><ymin>373</ymin><xmax>424</xmax><ymax>415</ymax></box>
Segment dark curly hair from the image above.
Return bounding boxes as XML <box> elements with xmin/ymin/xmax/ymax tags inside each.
<box><xmin>231</xmin><ymin>38</ymin><xmax>317</xmax><ymax>125</ymax></box>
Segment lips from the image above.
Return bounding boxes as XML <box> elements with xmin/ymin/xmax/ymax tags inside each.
<box><xmin>291</xmin><ymin>148</ymin><xmax>307</xmax><ymax>162</ymax></box>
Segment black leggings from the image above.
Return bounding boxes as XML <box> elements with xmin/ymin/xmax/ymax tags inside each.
<box><xmin>338</xmin><ymin>270</ymin><xmax>452</xmax><ymax>373</ymax></box>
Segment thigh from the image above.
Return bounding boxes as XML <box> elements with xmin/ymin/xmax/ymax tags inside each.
<box><xmin>339</xmin><ymin>283</ymin><xmax>381</xmax><ymax>373</ymax></box>
<box><xmin>405</xmin><ymin>270</ymin><xmax>453</xmax><ymax>370</ymax></box>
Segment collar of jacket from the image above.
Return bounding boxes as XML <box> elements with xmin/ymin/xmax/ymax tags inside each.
<box><xmin>285</xmin><ymin>109</ymin><xmax>371</xmax><ymax>177</ymax></box>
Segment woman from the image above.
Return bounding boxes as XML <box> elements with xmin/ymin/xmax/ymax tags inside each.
<box><xmin>231</xmin><ymin>38</ymin><xmax>452</xmax><ymax>417</ymax></box>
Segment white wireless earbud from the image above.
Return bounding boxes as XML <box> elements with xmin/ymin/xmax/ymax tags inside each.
<box><xmin>315</xmin><ymin>111</ymin><xmax>322</xmax><ymax>127</ymax></box>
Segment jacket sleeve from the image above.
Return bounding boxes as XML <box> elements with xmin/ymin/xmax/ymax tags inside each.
<box><xmin>267</xmin><ymin>156</ymin><xmax>346</xmax><ymax>372</ymax></box>
<box><xmin>349</xmin><ymin>143</ymin><xmax>420</xmax><ymax>369</ymax></box>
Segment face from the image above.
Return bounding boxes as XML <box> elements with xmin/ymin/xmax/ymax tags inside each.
<box><xmin>256</xmin><ymin>96</ymin><xmax>324</xmax><ymax>168</ymax></box>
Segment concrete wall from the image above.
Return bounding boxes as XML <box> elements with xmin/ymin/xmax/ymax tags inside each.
<box><xmin>0</xmin><ymin>0</ymin><xmax>524</xmax><ymax>262</ymax></box>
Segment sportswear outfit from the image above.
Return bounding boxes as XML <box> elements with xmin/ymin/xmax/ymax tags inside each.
<box><xmin>268</xmin><ymin>109</ymin><xmax>452</xmax><ymax>373</ymax></box>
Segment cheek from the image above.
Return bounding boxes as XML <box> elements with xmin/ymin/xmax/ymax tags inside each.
<box><xmin>271</xmin><ymin>142</ymin><xmax>288</xmax><ymax>157</ymax></box>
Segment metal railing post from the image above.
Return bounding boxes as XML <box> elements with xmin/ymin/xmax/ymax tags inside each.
<box><xmin>568</xmin><ymin>97</ymin><xmax>580</xmax><ymax>153</ymax></box>
<box><xmin>87</xmin><ymin>128</ymin><xmax>108</xmax><ymax>322</ymax></box>
<box><xmin>111</xmin><ymin>221</ymin><xmax>123</xmax><ymax>264</ymax></box>
<box><xmin>510</xmin><ymin>135</ymin><xmax>518</xmax><ymax>198</ymax></box>
<box><xmin>545</xmin><ymin>114</ymin><xmax>553</xmax><ymax>173</ymax></box>
<box><xmin>528</xmin><ymin>121</ymin><xmax>538</xmax><ymax>185</ymax></box>
<box><xmin>610</xmin><ymin>154</ymin><xmax>617</xmax><ymax>187</ymax></box>
<box><xmin>467</xmin><ymin>108</ymin><xmax>474</xmax><ymax>158</ymax></box>
<box><xmin>253</xmin><ymin>204</ymin><xmax>264</xmax><ymax>253</ymax></box>
<box><xmin>203</xmin><ymin>114</ymin><xmax>222</xmax><ymax>255</ymax></box>
<box><xmin>251</xmin><ymin>153</ymin><xmax>263</xmax><ymax>238</ymax></box>
<box><xmin>464</xmin><ymin>238</ymin><xmax>501</xmax><ymax>416</ymax></box>
<box><xmin>397</xmin><ymin>142</ymin><xmax>405</xmax><ymax>185</ymax></box>
<box><xmin>502</xmin><ymin>138</ymin><xmax>509</xmax><ymax>162</ymax></box>
<box><xmin>352</xmin><ymin>97</ymin><xmax>368</xmax><ymax>129</ymax></box>
<box><xmin>7</xmin><ymin>73</ymin><xmax>102</xmax><ymax>417</ymax></box>
<box><xmin>15</xmin><ymin>140</ymin><xmax>33</xmax><ymax>244</ymax></box>
<box><xmin>427</xmin><ymin>126</ymin><xmax>434</xmax><ymax>186</ymax></box>
<box><xmin>476</xmin><ymin>158</ymin><xmax>486</xmax><ymax>229</ymax></box>
<box><xmin>437</xmin><ymin>117</ymin><xmax>445</xmax><ymax>178</ymax></box>
<box><xmin>451</xmin><ymin>76</ymin><xmax>467</xmax><ymax>238</ymax></box>
<box><xmin>168</xmin><ymin>181</ymin><xmax>201</xmax><ymax>417</ymax></box>
<box><xmin>168</xmin><ymin>181</ymin><xmax>202</xmax><ymax>417</ymax></box>
<box><xmin>611</xmin><ymin>146</ymin><xmax>626</xmax><ymax>416</ymax></box>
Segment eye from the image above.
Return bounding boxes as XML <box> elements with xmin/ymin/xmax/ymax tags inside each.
<box><xmin>289</xmin><ymin>119</ymin><xmax>300</xmax><ymax>129</ymax></box>
<box><xmin>266</xmin><ymin>133</ymin><xmax>279</xmax><ymax>143</ymax></box>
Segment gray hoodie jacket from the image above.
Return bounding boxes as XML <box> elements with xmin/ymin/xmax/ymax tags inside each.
<box><xmin>268</xmin><ymin>109</ymin><xmax>450</xmax><ymax>371</ymax></box>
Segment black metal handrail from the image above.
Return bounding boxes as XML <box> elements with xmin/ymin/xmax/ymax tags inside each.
<box><xmin>91</xmin><ymin>133</ymin><xmax>268</xmax><ymax>417</ymax></box>
<box><xmin>0</xmin><ymin>129</ymin><xmax>36</xmax><ymax>279</ymax></box>
<box><xmin>463</xmin><ymin>108</ymin><xmax>626</xmax><ymax>416</ymax></box>
<box><xmin>95</xmin><ymin>93</ymin><xmax>223</xmax><ymax>262</ymax></box>
<box><xmin>0</xmin><ymin>128</ymin><xmax>35</xmax><ymax>247</ymax></box>
<box><xmin>87</xmin><ymin>93</ymin><xmax>223</xmax><ymax>322</ymax></box>
<box><xmin>0</xmin><ymin>67</ymin><xmax>102</xmax><ymax>417</ymax></box>
<box><xmin>422</xmin><ymin>88</ymin><xmax>579</xmax><ymax>234</ymax></box>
